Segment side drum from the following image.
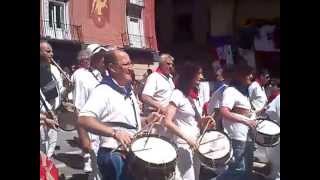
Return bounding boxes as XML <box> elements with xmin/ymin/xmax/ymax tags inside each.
<box><xmin>128</xmin><ymin>134</ymin><xmax>177</xmax><ymax>180</ymax></box>
<box><xmin>56</xmin><ymin>102</ymin><xmax>77</xmax><ymax>131</ymax></box>
<box><xmin>195</xmin><ymin>130</ymin><xmax>233</xmax><ymax>173</ymax></box>
<box><xmin>255</xmin><ymin>120</ymin><xmax>280</xmax><ymax>147</ymax></box>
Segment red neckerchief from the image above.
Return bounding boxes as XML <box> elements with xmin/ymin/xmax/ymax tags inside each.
<box><xmin>156</xmin><ymin>67</ymin><xmax>164</xmax><ymax>75</ymax></box>
<box><xmin>256</xmin><ymin>79</ymin><xmax>263</xmax><ymax>86</ymax></box>
<box><xmin>188</xmin><ymin>87</ymin><xmax>199</xmax><ymax>99</ymax></box>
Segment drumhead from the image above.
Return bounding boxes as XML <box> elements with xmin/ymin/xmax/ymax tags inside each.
<box><xmin>198</xmin><ymin>131</ymin><xmax>231</xmax><ymax>160</ymax></box>
<box><xmin>131</xmin><ymin>136</ymin><xmax>177</xmax><ymax>164</ymax></box>
<box><xmin>256</xmin><ymin>120</ymin><xmax>280</xmax><ymax>135</ymax></box>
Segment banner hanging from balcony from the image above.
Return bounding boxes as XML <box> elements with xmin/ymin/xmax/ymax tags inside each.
<box><xmin>89</xmin><ymin>0</ymin><xmax>110</xmax><ymax>28</ymax></box>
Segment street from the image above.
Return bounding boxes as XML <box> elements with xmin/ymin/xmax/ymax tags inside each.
<box><xmin>53</xmin><ymin>130</ymin><xmax>88</xmax><ymax>180</ymax></box>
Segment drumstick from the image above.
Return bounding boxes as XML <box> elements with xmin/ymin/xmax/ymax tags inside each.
<box><xmin>111</xmin><ymin>114</ymin><xmax>163</xmax><ymax>153</ymax></box>
<box><xmin>132</xmin><ymin>148</ymin><xmax>152</xmax><ymax>153</ymax></box>
<box><xmin>143</xmin><ymin>116</ymin><xmax>163</xmax><ymax>149</ymax></box>
<box><xmin>197</xmin><ymin>112</ymin><xmax>216</xmax><ymax>145</ymax></box>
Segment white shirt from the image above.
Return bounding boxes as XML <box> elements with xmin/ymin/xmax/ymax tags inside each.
<box><xmin>142</xmin><ymin>72</ymin><xmax>175</xmax><ymax>107</ymax></box>
<box><xmin>248</xmin><ymin>81</ymin><xmax>268</xmax><ymax>111</ymax></box>
<box><xmin>50</xmin><ymin>64</ymin><xmax>65</xmax><ymax>110</ymax></box>
<box><xmin>71</xmin><ymin>68</ymin><xmax>102</xmax><ymax>110</ymax></box>
<box><xmin>198</xmin><ymin>81</ymin><xmax>211</xmax><ymax>110</ymax></box>
<box><xmin>169</xmin><ymin>89</ymin><xmax>201</xmax><ymax>144</ymax></box>
<box><xmin>79</xmin><ymin>82</ymin><xmax>141</xmax><ymax>149</ymax></box>
<box><xmin>265</xmin><ymin>95</ymin><xmax>280</xmax><ymax>124</ymax></box>
<box><xmin>207</xmin><ymin>84</ymin><xmax>228</xmax><ymax>115</ymax></box>
<box><xmin>221</xmin><ymin>87</ymin><xmax>252</xmax><ymax>141</ymax></box>
<box><xmin>264</xmin><ymin>94</ymin><xmax>280</xmax><ymax>179</ymax></box>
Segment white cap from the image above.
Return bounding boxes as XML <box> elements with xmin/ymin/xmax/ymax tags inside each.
<box><xmin>86</xmin><ymin>43</ymin><xmax>116</xmax><ymax>56</ymax></box>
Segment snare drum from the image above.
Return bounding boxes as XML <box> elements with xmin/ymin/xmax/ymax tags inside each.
<box><xmin>255</xmin><ymin>120</ymin><xmax>280</xmax><ymax>147</ymax></box>
<box><xmin>195</xmin><ymin>130</ymin><xmax>233</xmax><ymax>172</ymax></box>
<box><xmin>128</xmin><ymin>134</ymin><xmax>177</xmax><ymax>180</ymax></box>
<box><xmin>56</xmin><ymin>102</ymin><xmax>77</xmax><ymax>131</ymax></box>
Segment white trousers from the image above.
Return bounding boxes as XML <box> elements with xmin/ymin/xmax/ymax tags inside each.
<box><xmin>83</xmin><ymin>133</ymin><xmax>101</xmax><ymax>180</ymax></box>
<box><xmin>175</xmin><ymin>143</ymin><xmax>200</xmax><ymax>180</ymax></box>
<box><xmin>266</xmin><ymin>144</ymin><xmax>280</xmax><ymax>180</ymax></box>
<box><xmin>40</xmin><ymin>125</ymin><xmax>58</xmax><ymax>158</ymax></box>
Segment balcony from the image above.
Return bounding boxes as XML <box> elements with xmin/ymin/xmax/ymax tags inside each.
<box><xmin>129</xmin><ymin>0</ymin><xmax>144</xmax><ymax>7</ymax></box>
<box><xmin>121</xmin><ymin>33</ymin><xmax>155</xmax><ymax>50</ymax></box>
<box><xmin>40</xmin><ymin>19</ymin><xmax>83</xmax><ymax>42</ymax></box>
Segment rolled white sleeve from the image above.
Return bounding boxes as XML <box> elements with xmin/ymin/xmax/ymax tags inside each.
<box><xmin>169</xmin><ymin>90</ymin><xmax>183</xmax><ymax>107</ymax></box>
<box><xmin>221</xmin><ymin>88</ymin><xmax>235</xmax><ymax>109</ymax></box>
<box><xmin>142</xmin><ymin>73</ymin><xmax>158</xmax><ymax>97</ymax></box>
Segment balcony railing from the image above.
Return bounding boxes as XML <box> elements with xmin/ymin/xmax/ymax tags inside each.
<box><xmin>129</xmin><ymin>0</ymin><xmax>144</xmax><ymax>7</ymax></box>
<box><xmin>121</xmin><ymin>33</ymin><xmax>155</xmax><ymax>49</ymax></box>
<box><xmin>40</xmin><ymin>19</ymin><xmax>83</xmax><ymax>42</ymax></box>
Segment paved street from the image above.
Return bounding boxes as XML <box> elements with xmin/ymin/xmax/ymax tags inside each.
<box><xmin>53</xmin><ymin>130</ymin><xmax>88</xmax><ymax>180</ymax></box>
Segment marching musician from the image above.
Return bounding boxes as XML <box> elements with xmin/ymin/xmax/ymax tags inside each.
<box><xmin>71</xmin><ymin>47</ymin><xmax>105</xmax><ymax>175</ymax></box>
<box><xmin>141</xmin><ymin>53</ymin><xmax>175</xmax><ymax>115</ymax></box>
<box><xmin>248</xmin><ymin>69</ymin><xmax>270</xmax><ymax>113</ymax></box>
<box><xmin>78</xmin><ymin>49</ymin><xmax>161</xmax><ymax>180</ymax></box>
<box><xmin>163</xmin><ymin>62</ymin><xmax>215</xmax><ymax>180</ymax></box>
<box><xmin>40</xmin><ymin>40</ymin><xmax>65</xmax><ymax>158</ymax></box>
<box><xmin>215</xmin><ymin>64</ymin><xmax>257</xmax><ymax>180</ymax></box>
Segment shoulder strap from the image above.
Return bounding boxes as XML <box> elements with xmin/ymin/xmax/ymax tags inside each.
<box><xmin>187</xmin><ymin>97</ymin><xmax>201</xmax><ymax>121</ymax></box>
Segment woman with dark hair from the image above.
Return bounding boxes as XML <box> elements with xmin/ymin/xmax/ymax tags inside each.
<box><xmin>163</xmin><ymin>62</ymin><xmax>215</xmax><ymax>180</ymax></box>
<box><xmin>215</xmin><ymin>64</ymin><xmax>257</xmax><ymax>180</ymax></box>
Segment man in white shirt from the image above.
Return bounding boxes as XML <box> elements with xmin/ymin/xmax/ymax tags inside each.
<box><xmin>78</xmin><ymin>49</ymin><xmax>161</xmax><ymax>180</ymax></box>
<box><xmin>217</xmin><ymin>64</ymin><xmax>257</xmax><ymax>180</ymax></box>
<box><xmin>141</xmin><ymin>53</ymin><xmax>175</xmax><ymax>115</ymax></box>
<box><xmin>248</xmin><ymin>69</ymin><xmax>270</xmax><ymax>113</ymax></box>
<box><xmin>40</xmin><ymin>40</ymin><xmax>65</xmax><ymax>158</ymax></box>
<box><xmin>264</xmin><ymin>95</ymin><xmax>280</xmax><ymax>180</ymax></box>
<box><xmin>71</xmin><ymin>48</ymin><xmax>104</xmax><ymax>174</ymax></box>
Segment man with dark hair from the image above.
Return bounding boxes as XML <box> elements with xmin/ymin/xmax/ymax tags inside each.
<box><xmin>248</xmin><ymin>68</ymin><xmax>270</xmax><ymax>112</ymax></box>
<box><xmin>78</xmin><ymin>49</ymin><xmax>162</xmax><ymax>180</ymax></box>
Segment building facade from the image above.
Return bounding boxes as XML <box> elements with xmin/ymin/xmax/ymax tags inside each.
<box><xmin>40</xmin><ymin>0</ymin><xmax>159</xmax><ymax>79</ymax></box>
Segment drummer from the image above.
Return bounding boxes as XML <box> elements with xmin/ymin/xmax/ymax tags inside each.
<box><xmin>216</xmin><ymin>64</ymin><xmax>257</xmax><ymax>180</ymax></box>
<box><xmin>248</xmin><ymin>69</ymin><xmax>270</xmax><ymax>113</ymax></box>
<box><xmin>78</xmin><ymin>49</ymin><xmax>162</xmax><ymax>180</ymax></box>
<box><xmin>163</xmin><ymin>62</ymin><xmax>215</xmax><ymax>180</ymax></box>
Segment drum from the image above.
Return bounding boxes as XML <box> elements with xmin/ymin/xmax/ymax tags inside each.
<box><xmin>56</xmin><ymin>102</ymin><xmax>77</xmax><ymax>131</ymax></box>
<box><xmin>195</xmin><ymin>130</ymin><xmax>233</xmax><ymax>172</ymax></box>
<box><xmin>128</xmin><ymin>134</ymin><xmax>177</xmax><ymax>180</ymax></box>
<box><xmin>255</xmin><ymin>120</ymin><xmax>280</xmax><ymax>147</ymax></box>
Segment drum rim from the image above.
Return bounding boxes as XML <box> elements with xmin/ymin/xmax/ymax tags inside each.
<box><xmin>256</xmin><ymin>120</ymin><xmax>280</xmax><ymax>136</ymax></box>
<box><xmin>255</xmin><ymin>134</ymin><xmax>280</xmax><ymax>147</ymax></box>
<box><xmin>56</xmin><ymin>105</ymin><xmax>77</xmax><ymax>131</ymax></box>
<box><xmin>196</xmin><ymin>130</ymin><xmax>233</xmax><ymax>163</ymax></box>
<box><xmin>129</xmin><ymin>134</ymin><xmax>177</xmax><ymax>167</ymax></box>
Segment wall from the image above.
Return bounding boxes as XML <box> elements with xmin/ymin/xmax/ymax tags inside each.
<box><xmin>209</xmin><ymin>0</ymin><xmax>235</xmax><ymax>36</ymax></box>
<box><xmin>208</xmin><ymin>0</ymin><xmax>280</xmax><ymax>36</ymax></box>
<box><xmin>68</xmin><ymin>0</ymin><xmax>127</xmax><ymax>46</ymax></box>
<box><xmin>142</xmin><ymin>0</ymin><xmax>158</xmax><ymax>50</ymax></box>
<box><xmin>236</xmin><ymin>0</ymin><xmax>280</xmax><ymax>25</ymax></box>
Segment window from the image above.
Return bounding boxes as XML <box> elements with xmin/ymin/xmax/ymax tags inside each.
<box><xmin>49</xmin><ymin>1</ymin><xmax>65</xmax><ymax>29</ymax></box>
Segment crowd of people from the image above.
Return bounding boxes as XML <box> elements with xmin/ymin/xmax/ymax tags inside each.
<box><xmin>40</xmin><ymin>39</ymin><xmax>280</xmax><ymax>180</ymax></box>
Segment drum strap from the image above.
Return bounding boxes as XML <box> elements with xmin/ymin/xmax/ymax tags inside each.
<box><xmin>40</xmin><ymin>91</ymin><xmax>53</xmax><ymax>113</ymax></box>
<box><xmin>187</xmin><ymin>97</ymin><xmax>201</xmax><ymax>121</ymax></box>
<box><xmin>104</xmin><ymin>122</ymin><xmax>137</xmax><ymax>130</ymax></box>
